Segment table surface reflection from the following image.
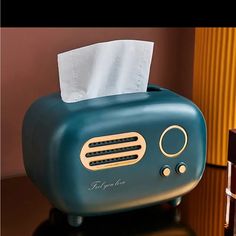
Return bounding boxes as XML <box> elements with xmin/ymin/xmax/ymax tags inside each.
<box><xmin>1</xmin><ymin>165</ymin><xmax>227</xmax><ymax>236</ymax></box>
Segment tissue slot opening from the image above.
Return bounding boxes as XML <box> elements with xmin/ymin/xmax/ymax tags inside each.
<box><xmin>147</xmin><ymin>86</ymin><xmax>162</xmax><ymax>92</ymax></box>
<box><xmin>89</xmin><ymin>137</ymin><xmax>138</xmax><ymax>148</ymax></box>
<box><xmin>89</xmin><ymin>155</ymin><xmax>138</xmax><ymax>166</ymax></box>
<box><xmin>85</xmin><ymin>145</ymin><xmax>141</xmax><ymax>157</ymax></box>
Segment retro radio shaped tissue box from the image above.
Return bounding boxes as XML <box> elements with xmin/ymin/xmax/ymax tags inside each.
<box><xmin>22</xmin><ymin>84</ymin><xmax>206</xmax><ymax>227</ymax></box>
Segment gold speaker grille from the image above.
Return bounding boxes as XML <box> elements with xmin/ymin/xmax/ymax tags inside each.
<box><xmin>80</xmin><ymin>132</ymin><xmax>146</xmax><ymax>170</ymax></box>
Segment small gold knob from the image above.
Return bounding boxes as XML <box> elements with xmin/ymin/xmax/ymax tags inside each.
<box><xmin>161</xmin><ymin>166</ymin><xmax>171</xmax><ymax>177</ymax></box>
<box><xmin>177</xmin><ymin>163</ymin><xmax>187</xmax><ymax>174</ymax></box>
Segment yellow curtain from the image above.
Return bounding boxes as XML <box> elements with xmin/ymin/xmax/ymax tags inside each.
<box><xmin>193</xmin><ymin>28</ymin><xmax>236</xmax><ymax>166</ymax></box>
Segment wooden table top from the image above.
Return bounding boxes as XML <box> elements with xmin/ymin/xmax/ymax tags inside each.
<box><xmin>1</xmin><ymin>165</ymin><xmax>227</xmax><ymax>236</ymax></box>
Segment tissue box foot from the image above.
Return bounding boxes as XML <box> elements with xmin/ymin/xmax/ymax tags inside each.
<box><xmin>67</xmin><ymin>214</ymin><xmax>83</xmax><ymax>227</ymax></box>
<box><xmin>168</xmin><ymin>197</ymin><xmax>182</xmax><ymax>207</ymax></box>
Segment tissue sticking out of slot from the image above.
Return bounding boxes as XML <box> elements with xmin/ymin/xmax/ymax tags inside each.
<box><xmin>57</xmin><ymin>40</ymin><xmax>154</xmax><ymax>103</ymax></box>
<box><xmin>80</xmin><ymin>132</ymin><xmax>146</xmax><ymax>170</ymax></box>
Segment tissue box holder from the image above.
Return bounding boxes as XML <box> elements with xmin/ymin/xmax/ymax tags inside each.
<box><xmin>22</xmin><ymin>84</ymin><xmax>206</xmax><ymax>226</ymax></box>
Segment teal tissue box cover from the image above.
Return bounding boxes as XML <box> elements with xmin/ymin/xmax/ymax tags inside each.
<box><xmin>22</xmin><ymin>84</ymin><xmax>206</xmax><ymax>223</ymax></box>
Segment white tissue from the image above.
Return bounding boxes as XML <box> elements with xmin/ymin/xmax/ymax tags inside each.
<box><xmin>57</xmin><ymin>40</ymin><xmax>154</xmax><ymax>103</ymax></box>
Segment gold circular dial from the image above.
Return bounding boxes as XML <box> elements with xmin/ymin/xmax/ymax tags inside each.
<box><xmin>159</xmin><ymin>125</ymin><xmax>188</xmax><ymax>158</ymax></box>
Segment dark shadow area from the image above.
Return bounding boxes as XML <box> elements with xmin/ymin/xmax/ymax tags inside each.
<box><xmin>33</xmin><ymin>204</ymin><xmax>196</xmax><ymax>236</ymax></box>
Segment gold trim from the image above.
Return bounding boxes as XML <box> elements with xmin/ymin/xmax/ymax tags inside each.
<box><xmin>80</xmin><ymin>132</ymin><xmax>146</xmax><ymax>171</ymax></box>
<box><xmin>159</xmin><ymin>125</ymin><xmax>188</xmax><ymax>158</ymax></box>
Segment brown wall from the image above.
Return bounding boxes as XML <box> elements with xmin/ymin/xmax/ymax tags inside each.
<box><xmin>1</xmin><ymin>28</ymin><xmax>195</xmax><ymax>178</ymax></box>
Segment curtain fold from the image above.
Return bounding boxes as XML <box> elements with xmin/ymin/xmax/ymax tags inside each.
<box><xmin>193</xmin><ymin>28</ymin><xmax>236</xmax><ymax>166</ymax></box>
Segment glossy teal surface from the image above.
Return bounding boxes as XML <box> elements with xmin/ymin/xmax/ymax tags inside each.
<box><xmin>22</xmin><ymin>84</ymin><xmax>206</xmax><ymax>216</ymax></box>
<box><xmin>162</xmin><ymin>128</ymin><xmax>186</xmax><ymax>155</ymax></box>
